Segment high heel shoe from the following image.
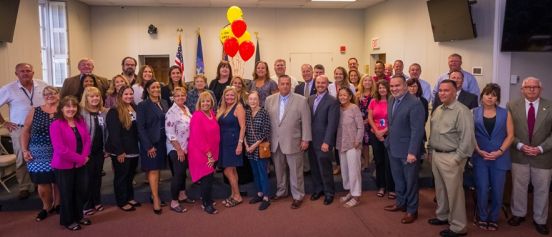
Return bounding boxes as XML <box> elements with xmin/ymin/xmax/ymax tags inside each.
<box><xmin>150</xmin><ymin>196</ymin><xmax>167</xmax><ymax>207</ymax></box>
<box><xmin>153</xmin><ymin>208</ymin><xmax>162</xmax><ymax>215</ymax></box>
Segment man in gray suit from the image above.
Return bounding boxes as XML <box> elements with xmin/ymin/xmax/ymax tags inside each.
<box><xmin>60</xmin><ymin>58</ymin><xmax>109</xmax><ymax>99</ymax></box>
<box><xmin>507</xmin><ymin>77</ymin><xmax>552</xmax><ymax>235</ymax></box>
<box><xmin>384</xmin><ymin>75</ymin><xmax>425</xmax><ymax>224</ymax></box>
<box><xmin>308</xmin><ymin>75</ymin><xmax>340</xmax><ymax>205</ymax></box>
<box><xmin>265</xmin><ymin>75</ymin><xmax>312</xmax><ymax>209</ymax></box>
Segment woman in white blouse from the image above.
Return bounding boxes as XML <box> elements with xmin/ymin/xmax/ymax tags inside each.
<box><xmin>165</xmin><ymin>87</ymin><xmax>193</xmax><ymax>213</ymax></box>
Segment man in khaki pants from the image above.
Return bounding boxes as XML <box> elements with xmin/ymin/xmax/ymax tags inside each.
<box><xmin>427</xmin><ymin>79</ymin><xmax>475</xmax><ymax>237</ymax></box>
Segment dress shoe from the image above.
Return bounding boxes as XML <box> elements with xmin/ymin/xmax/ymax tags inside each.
<box><xmin>291</xmin><ymin>199</ymin><xmax>303</xmax><ymax>209</ymax></box>
<box><xmin>18</xmin><ymin>190</ymin><xmax>30</xmax><ymax>200</ymax></box>
<box><xmin>401</xmin><ymin>212</ymin><xmax>418</xmax><ymax>224</ymax></box>
<box><xmin>533</xmin><ymin>221</ymin><xmax>550</xmax><ymax>235</ymax></box>
<box><xmin>249</xmin><ymin>195</ymin><xmax>263</xmax><ymax>204</ymax></box>
<box><xmin>310</xmin><ymin>192</ymin><xmax>323</xmax><ymax>201</ymax></box>
<box><xmin>439</xmin><ymin>229</ymin><xmax>467</xmax><ymax>237</ymax></box>
<box><xmin>507</xmin><ymin>216</ymin><xmax>525</xmax><ymax>226</ymax></box>
<box><xmin>384</xmin><ymin>204</ymin><xmax>406</xmax><ymax>212</ymax></box>
<box><xmin>258</xmin><ymin>200</ymin><xmax>270</xmax><ymax>211</ymax></box>
<box><xmin>428</xmin><ymin>218</ymin><xmax>449</xmax><ymax>225</ymax></box>
<box><xmin>323</xmin><ymin>196</ymin><xmax>334</xmax><ymax>205</ymax></box>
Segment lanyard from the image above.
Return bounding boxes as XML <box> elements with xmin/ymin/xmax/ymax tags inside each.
<box><xmin>20</xmin><ymin>87</ymin><xmax>34</xmax><ymax>106</ymax></box>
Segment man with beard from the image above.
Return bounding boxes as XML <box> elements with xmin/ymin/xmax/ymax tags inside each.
<box><xmin>121</xmin><ymin>56</ymin><xmax>138</xmax><ymax>85</ymax></box>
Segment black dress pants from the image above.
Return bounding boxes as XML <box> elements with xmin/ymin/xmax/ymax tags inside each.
<box><xmin>168</xmin><ymin>150</ymin><xmax>188</xmax><ymax>200</ymax></box>
<box><xmin>199</xmin><ymin>173</ymin><xmax>214</xmax><ymax>207</ymax></box>
<box><xmin>111</xmin><ymin>155</ymin><xmax>138</xmax><ymax>207</ymax></box>
<box><xmin>84</xmin><ymin>151</ymin><xmax>104</xmax><ymax>210</ymax></box>
<box><xmin>55</xmin><ymin>167</ymin><xmax>88</xmax><ymax>226</ymax></box>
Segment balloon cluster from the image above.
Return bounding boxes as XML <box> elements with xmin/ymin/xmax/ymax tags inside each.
<box><xmin>219</xmin><ymin>6</ymin><xmax>255</xmax><ymax>61</ymax></box>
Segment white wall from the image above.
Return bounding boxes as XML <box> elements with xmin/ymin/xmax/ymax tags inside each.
<box><xmin>67</xmin><ymin>0</ymin><xmax>92</xmax><ymax>76</ymax></box>
<box><xmin>509</xmin><ymin>52</ymin><xmax>552</xmax><ymax>101</ymax></box>
<box><xmin>89</xmin><ymin>6</ymin><xmax>365</xmax><ymax>81</ymax></box>
<box><xmin>363</xmin><ymin>0</ymin><xmax>496</xmax><ymax>91</ymax></box>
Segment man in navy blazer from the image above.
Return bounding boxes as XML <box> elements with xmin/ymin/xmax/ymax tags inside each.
<box><xmin>307</xmin><ymin>75</ymin><xmax>340</xmax><ymax>205</ymax></box>
<box><xmin>294</xmin><ymin>64</ymin><xmax>317</xmax><ymax>97</ymax></box>
<box><xmin>384</xmin><ymin>75</ymin><xmax>425</xmax><ymax>224</ymax></box>
<box><xmin>432</xmin><ymin>70</ymin><xmax>478</xmax><ymax>113</ymax></box>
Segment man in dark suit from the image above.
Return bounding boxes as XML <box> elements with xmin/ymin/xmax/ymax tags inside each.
<box><xmin>308</xmin><ymin>75</ymin><xmax>339</xmax><ymax>205</ymax></box>
<box><xmin>60</xmin><ymin>58</ymin><xmax>109</xmax><ymax>98</ymax></box>
<box><xmin>294</xmin><ymin>64</ymin><xmax>316</xmax><ymax>97</ymax></box>
<box><xmin>507</xmin><ymin>77</ymin><xmax>552</xmax><ymax>235</ymax></box>
<box><xmin>384</xmin><ymin>75</ymin><xmax>425</xmax><ymax>224</ymax></box>
<box><xmin>432</xmin><ymin>70</ymin><xmax>478</xmax><ymax>113</ymax></box>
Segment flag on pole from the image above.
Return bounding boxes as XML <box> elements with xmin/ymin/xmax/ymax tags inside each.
<box><xmin>175</xmin><ymin>34</ymin><xmax>185</xmax><ymax>80</ymax></box>
<box><xmin>254</xmin><ymin>38</ymin><xmax>261</xmax><ymax>63</ymax></box>
<box><xmin>196</xmin><ymin>33</ymin><xmax>205</xmax><ymax>74</ymax></box>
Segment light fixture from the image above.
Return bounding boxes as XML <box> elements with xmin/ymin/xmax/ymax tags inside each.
<box><xmin>311</xmin><ymin>0</ymin><xmax>357</xmax><ymax>2</ymax></box>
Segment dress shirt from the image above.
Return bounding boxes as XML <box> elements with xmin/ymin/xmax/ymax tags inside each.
<box><xmin>516</xmin><ymin>98</ymin><xmax>543</xmax><ymax>153</ymax></box>
<box><xmin>433</xmin><ymin>69</ymin><xmax>480</xmax><ymax>97</ymax></box>
<box><xmin>392</xmin><ymin>93</ymin><xmax>407</xmax><ymax>115</ymax></box>
<box><xmin>429</xmin><ymin>100</ymin><xmax>475</xmax><ymax>159</ymax></box>
<box><xmin>313</xmin><ymin>91</ymin><xmax>327</xmax><ymax>113</ymax></box>
<box><xmin>413</xmin><ymin>78</ymin><xmax>433</xmax><ymax>102</ymax></box>
<box><xmin>0</xmin><ymin>79</ymin><xmax>48</xmax><ymax>124</ymax></box>
<box><xmin>279</xmin><ymin>94</ymin><xmax>290</xmax><ymax>121</ymax></box>
<box><xmin>304</xmin><ymin>80</ymin><xmax>313</xmax><ymax>96</ymax></box>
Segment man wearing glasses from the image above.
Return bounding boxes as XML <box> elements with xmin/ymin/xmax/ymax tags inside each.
<box><xmin>0</xmin><ymin>63</ymin><xmax>48</xmax><ymax>200</ymax></box>
<box><xmin>507</xmin><ymin>77</ymin><xmax>552</xmax><ymax>235</ymax></box>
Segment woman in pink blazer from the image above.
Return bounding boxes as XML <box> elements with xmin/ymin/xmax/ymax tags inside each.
<box><xmin>188</xmin><ymin>91</ymin><xmax>220</xmax><ymax>214</ymax></box>
<box><xmin>50</xmin><ymin>96</ymin><xmax>91</xmax><ymax>231</ymax></box>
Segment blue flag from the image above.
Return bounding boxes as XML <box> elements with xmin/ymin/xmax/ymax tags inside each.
<box><xmin>196</xmin><ymin>33</ymin><xmax>204</xmax><ymax>74</ymax></box>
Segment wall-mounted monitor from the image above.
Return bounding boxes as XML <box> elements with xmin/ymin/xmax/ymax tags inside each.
<box><xmin>0</xmin><ymin>0</ymin><xmax>20</xmax><ymax>43</ymax></box>
<box><xmin>426</xmin><ymin>0</ymin><xmax>477</xmax><ymax>42</ymax></box>
<box><xmin>501</xmin><ymin>0</ymin><xmax>552</xmax><ymax>52</ymax></box>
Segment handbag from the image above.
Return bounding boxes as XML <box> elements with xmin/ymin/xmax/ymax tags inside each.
<box><xmin>251</xmin><ymin>120</ymin><xmax>271</xmax><ymax>159</ymax></box>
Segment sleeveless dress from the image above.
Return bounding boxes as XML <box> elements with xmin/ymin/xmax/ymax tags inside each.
<box><xmin>27</xmin><ymin>107</ymin><xmax>56</xmax><ymax>184</ymax></box>
<box><xmin>218</xmin><ymin>104</ymin><xmax>244</xmax><ymax>168</ymax></box>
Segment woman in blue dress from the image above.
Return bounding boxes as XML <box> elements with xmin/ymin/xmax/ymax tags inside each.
<box><xmin>20</xmin><ymin>86</ymin><xmax>61</xmax><ymax>221</ymax></box>
<box><xmin>136</xmin><ymin>79</ymin><xmax>169</xmax><ymax>214</ymax></box>
<box><xmin>217</xmin><ymin>87</ymin><xmax>246</xmax><ymax>207</ymax></box>
<box><xmin>473</xmin><ymin>83</ymin><xmax>514</xmax><ymax>231</ymax></box>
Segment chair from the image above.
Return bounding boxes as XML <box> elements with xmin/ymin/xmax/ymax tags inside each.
<box><xmin>0</xmin><ymin>138</ymin><xmax>16</xmax><ymax>193</ymax></box>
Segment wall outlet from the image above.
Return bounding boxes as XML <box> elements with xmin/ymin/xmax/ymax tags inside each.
<box><xmin>510</xmin><ymin>75</ymin><xmax>519</xmax><ymax>84</ymax></box>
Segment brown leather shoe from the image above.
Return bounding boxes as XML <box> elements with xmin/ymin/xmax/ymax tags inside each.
<box><xmin>291</xmin><ymin>199</ymin><xmax>303</xmax><ymax>209</ymax></box>
<box><xmin>384</xmin><ymin>204</ymin><xmax>406</xmax><ymax>212</ymax></box>
<box><xmin>401</xmin><ymin>212</ymin><xmax>418</xmax><ymax>224</ymax></box>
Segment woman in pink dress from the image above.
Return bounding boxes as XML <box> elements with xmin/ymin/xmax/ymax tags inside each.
<box><xmin>188</xmin><ymin>91</ymin><xmax>220</xmax><ymax>214</ymax></box>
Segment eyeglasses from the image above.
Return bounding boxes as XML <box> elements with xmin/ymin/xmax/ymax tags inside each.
<box><xmin>523</xmin><ymin>86</ymin><xmax>541</xmax><ymax>90</ymax></box>
<box><xmin>43</xmin><ymin>92</ymin><xmax>59</xmax><ymax>97</ymax></box>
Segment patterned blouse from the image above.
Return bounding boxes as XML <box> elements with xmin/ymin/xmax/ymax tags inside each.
<box><xmin>358</xmin><ymin>94</ymin><xmax>372</xmax><ymax>144</ymax></box>
<box><xmin>165</xmin><ymin>103</ymin><xmax>192</xmax><ymax>153</ymax></box>
<box><xmin>186</xmin><ymin>89</ymin><xmax>216</xmax><ymax>113</ymax></box>
<box><xmin>248</xmin><ymin>79</ymin><xmax>278</xmax><ymax>107</ymax></box>
<box><xmin>245</xmin><ymin>107</ymin><xmax>271</xmax><ymax>160</ymax></box>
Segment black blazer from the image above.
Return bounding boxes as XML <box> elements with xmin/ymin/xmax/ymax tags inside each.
<box><xmin>294</xmin><ymin>81</ymin><xmax>316</xmax><ymax>97</ymax></box>
<box><xmin>161</xmin><ymin>85</ymin><xmax>174</xmax><ymax>108</ymax></box>
<box><xmin>308</xmin><ymin>92</ymin><xmax>340</xmax><ymax>148</ymax></box>
<box><xmin>136</xmin><ymin>98</ymin><xmax>169</xmax><ymax>150</ymax></box>
<box><xmin>432</xmin><ymin>90</ymin><xmax>478</xmax><ymax>113</ymax></box>
<box><xmin>105</xmin><ymin>106</ymin><xmax>139</xmax><ymax>156</ymax></box>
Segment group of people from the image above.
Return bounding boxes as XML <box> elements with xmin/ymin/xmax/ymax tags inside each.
<box><xmin>0</xmin><ymin>53</ymin><xmax>550</xmax><ymax>237</ymax></box>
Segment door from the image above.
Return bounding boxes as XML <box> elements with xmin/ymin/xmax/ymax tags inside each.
<box><xmin>140</xmin><ymin>55</ymin><xmax>170</xmax><ymax>85</ymax></box>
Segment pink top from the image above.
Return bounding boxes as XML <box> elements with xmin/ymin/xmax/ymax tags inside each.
<box><xmin>368</xmin><ymin>99</ymin><xmax>388</xmax><ymax>131</ymax></box>
<box><xmin>187</xmin><ymin>110</ymin><xmax>220</xmax><ymax>182</ymax></box>
<box><xmin>372</xmin><ymin>75</ymin><xmax>390</xmax><ymax>82</ymax></box>
<box><xmin>50</xmin><ymin>118</ymin><xmax>91</xmax><ymax>170</ymax></box>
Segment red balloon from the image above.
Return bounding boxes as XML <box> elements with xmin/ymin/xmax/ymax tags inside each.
<box><xmin>239</xmin><ymin>40</ymin><xmax>255</xmax><ymax>61</ymax></box>
<box><xmin>231</xmin><ymin>19</ymin><xmax>247</xmax><ymax>38</ymax></box>
<box><xmin>224</xmin><ymin>37</ymin><xmax>239</xmax><ymax>57</ymax></box>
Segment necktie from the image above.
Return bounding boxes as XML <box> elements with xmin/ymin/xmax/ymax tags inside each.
<box><xmin>528</xmin><ymin>102</ymin><xmax>535</xmax><ymax>143</ymax></box>
<box><xmin>304</xmin><ymin>82</ymin><xmax>309</xmax><ymax>96</ymax></box>
<box><xmin>279</xmin><ymin>96</ymin><xmax>287</xmax><ymax>122</ymax></box>
<box><xmin>314</xmin><ymin>95</ymin><xmax>322</xmax><ymax>112</ymax></box>
<box><xmin>392</xmin><ymin>99</ymin><xmax>401</xmax><ymax>115</ymax></box>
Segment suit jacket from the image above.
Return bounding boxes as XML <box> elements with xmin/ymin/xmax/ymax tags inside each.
<box><xmin>308</xmin><ymin>92</ymin><xmax>340</xmax><ymax>149</ymax></box>
<box><xmin>508</xmin><ymin>98</ymin><xmax>552</xmax><ymax>169</ymax></box>
<box><xmin>294</xmin><ymin>81</ymin><xmax>316</xmax><ymax>97</ymax></box>
<box><xmin>49</xmin><ymin>118</ymin><xmax>91</xmax><ymax>170</ymax></box>
<box><xmin>472</xmin><ymin>106</ymin><xmax>511</xmax><ymax>170</ymax></box>
<box><xmin>385</xmin><ymin>93</ymin><xmax>425</xmax><ymax>158</ymax></box>
<box><xmin>136</xmin><ymin>98</ymin><xmax>169</xmax><ymax>150</ymax></box>
<box><xmin>60</xmin><ymin>74</ymin><xmax>109</xmax><ymax>99</ymax></box>
<box><xmin>105</xmin><ymin>106</ymin><xmax>139</xmax><ymax>156</ymax></box>
<box><xmin>265</xmin><ymin>93</ymin><xmax>312</xmax><ymax>154</ymax></box>
<box><xmin>432</xmin><ymin>90</ymin><xmax>478</xmax><ymax>113</ymax></box>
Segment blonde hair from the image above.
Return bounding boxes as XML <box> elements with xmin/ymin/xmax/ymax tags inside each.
<box><xmin>195</xmin><ymin>91</ymin><xmax>215</xmax><ymax>113</ymax></box>
<box><xmin>230</xmin><ymin>76</ymin><xmax>249</xmax><ymax>104</ymax></box>
<box><xmin>172</xmin><ymin>86</ymin><xmax>187</xmax><ymax>96</ymax></box>
<box><xmin>80</xmin><ymin>87</ymin><xmax>106</xmax><ymax>112</ymax></box>
<box><xmin>356</xmin><ymin>74</ymin><xmax>376</xmax><ymax>102</ymax></box>
<box><xmin>107</xmin><ymin>75</ymin><xmax>129</xmax><ymax>96</ymax></box>
<box><xmin>216</xmin><ymin>87</ymin><xmax>238</xmax><ymax>119</ymax></box>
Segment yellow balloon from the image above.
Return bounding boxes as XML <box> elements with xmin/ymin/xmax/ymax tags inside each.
<box><xmin>219</xmin><ymin>25</ymin><xmax>234</xmax><ymax>44</ymax></box>
<box><xmin>238</xmin><ymin>31</ymin><xmax>251</xmax><ymax>44</ymax></box>
<box><xmin>227</xmin><ymin>6</ymin><xmax>243</xmax><ymax>23</ymax></box>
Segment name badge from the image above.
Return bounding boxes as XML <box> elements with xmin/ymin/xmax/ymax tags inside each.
<box><xmin>98</xmin><ymin>117</ymin><xmax>105</xmax><ymax>126</ymax></box>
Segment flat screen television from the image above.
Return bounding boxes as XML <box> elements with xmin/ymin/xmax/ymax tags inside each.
<box><xmin>0</xmin><ymin>0</ymin><xmax>20</xmax><ymax>43</ymax></box>
<box><xmin>426</xmin><ymin>0</ymin><xmax>477</xmax><ymax>42</ymax></box>
<box><xmin>501</xmin><ymin>0</ymin><xmax>552</xmax><ymax>52</ymax></box>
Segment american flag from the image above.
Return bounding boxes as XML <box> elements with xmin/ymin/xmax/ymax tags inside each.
<box><xmin>175</xmin><ymin>34</ymin><xmax>185</xmax><ymax>80</ymax></box>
